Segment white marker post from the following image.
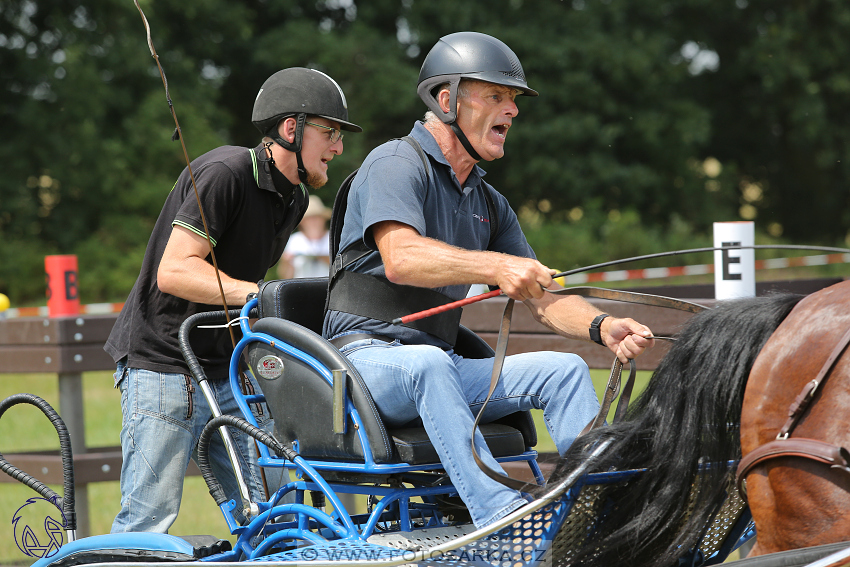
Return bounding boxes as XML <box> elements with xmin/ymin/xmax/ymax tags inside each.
<box><xmin>713</xmin><ymin>221</ymin><xmax>756</xmax><ymax>299</ymax></box>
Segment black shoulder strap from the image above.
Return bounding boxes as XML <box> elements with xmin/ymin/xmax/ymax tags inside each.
<box><xmin>400</xmin><ymin>135</ymin><xmax>430</xmax><ymax>183</ymax></box>
<box><xmin>482</xmin><ymin>186</ymin><xmax>499</xmax><ymax>251</ymax></box>
<box><xmin>328</xmin><ymin>167</ymin><xmax>358</xmax><ymax>263</ymax></box>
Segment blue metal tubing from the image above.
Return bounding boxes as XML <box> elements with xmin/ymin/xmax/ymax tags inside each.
<box><xmin>229</xmin><ymin>299</ymin><xmax>547</xmax><ymax>538</ymax></box>
<box><xmin>529</xmin><ymin>458</ymin><xmax>545</xmax><ymax>485</ymax></box>
<box><xmin>235</xmin><ymin>502</ymin><xmax>352</xmax><ymax>558</ymax></box>
<box><xmin>360</xmin><ymin>492</ymin><xmax>409</xmax><ymax>536</ymax></box>
<box><xmin>239</xmin><ymin>298</ymin><xmax>258</xmax><ymax>335</ymax></box>
<box><xmin>226</xmin><ymin>307</ymin><xmax>366</xmax><ymax>536</ymax></box>
<box><xmin>259</xmin><ymin>481</ymin><xmax>301</xmax><ymax>513</ymax></box>
<box><xmin>248</xmin><ymin>529</ymin><xmax>327</xmax><ymax>559</ymax></box>
<box><xmin>262</xmin><ymin>477</ymin><xmax>459</xmax><ymax>536</ymax></box>
<box><xmin>268</xmin><ymin>481</ymin><xmax>441</xmax><ymax>533</ymax></box>
<box><xmin>300</xmin><ymin>481</ymin><xmax>458</xmax><ymax>500</ymax></box>
<box><xmin>295</xmin><ymin>480</ymin><xmax>467</xmax><ymax>537</ymax></box>
<box><xmin>560</xmin><ymin>468</ymin><xmax>644</xmax><ymax>502</ymax></box>
<box><xmin>259</xmin><ymin>488</ymin><xmax>352</xmax><ymax>535</ymax></box>
<box><xmin>287</xmin><ymin>455</ymin><xmax>359</xmax><ymax>535</ymax></box>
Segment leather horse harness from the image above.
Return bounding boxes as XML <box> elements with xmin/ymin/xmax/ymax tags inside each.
<box><xmin>471</xmin><ymin>286</ymin><xmax>707</xmax><ymax>492</ymax></box>
<box><xmin>736</xmin><ymin>325</ymin><xmax>850</xmax><ymax>498</ymax></box>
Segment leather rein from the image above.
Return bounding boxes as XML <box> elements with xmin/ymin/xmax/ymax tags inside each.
<box><xmin>471</xmin><ymin>286</ymin><xmax>708</xmax><ymax>492</ymax></box>
<box><xmin>736</xmin><ymin>325</ymin><xmax>850</xmax><ymax>498</ymax></box>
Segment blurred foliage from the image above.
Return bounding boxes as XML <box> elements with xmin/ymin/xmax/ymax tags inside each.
<box><xmin>1</xmin><ymin>0</ymin><xmax>849</xmax><ymax>305</ymax></box>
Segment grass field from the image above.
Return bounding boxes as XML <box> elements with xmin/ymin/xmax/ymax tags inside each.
<box><xmin>0</xmin><ymin>367</ymin><xmax>646</xmax><ymax>564</ymax></box>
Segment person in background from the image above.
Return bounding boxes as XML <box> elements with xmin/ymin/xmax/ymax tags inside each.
<box><xmin>277</xmin><ymin>195</ymin><xmax>332</xmax><ymax>279</ymax></box>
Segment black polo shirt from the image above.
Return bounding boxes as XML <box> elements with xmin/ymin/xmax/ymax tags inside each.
<box><xmin>105</xmin><ymin>144</ymin><xmax>309</xmax><ymax>380</ymax></box>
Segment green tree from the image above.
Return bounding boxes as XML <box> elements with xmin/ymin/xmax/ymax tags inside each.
<box><xmin>3</xmin><ymin>0</ymin><xmax>849</xmax><ymax>305</ymax></box>
<box><xmin>1</xmin><ymin>0</ymin><xmax>226</xmax><ymax>302</ymax></box>
<box><xmin>669</xmin><ymin>0</ymin><xmax>850</xmax><ymax>242</ymax></box>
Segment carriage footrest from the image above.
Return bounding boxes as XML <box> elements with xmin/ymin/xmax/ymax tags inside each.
<box><xmin>366</xmin><ymin>524</ymin><xmax>477</xmax><ymax>550</ymax></box>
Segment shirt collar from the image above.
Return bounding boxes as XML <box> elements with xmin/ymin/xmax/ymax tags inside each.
<box><xmin>253</xmin><ymin>143</ymin><xmax>302</xmax><ymax>197</ymax></box>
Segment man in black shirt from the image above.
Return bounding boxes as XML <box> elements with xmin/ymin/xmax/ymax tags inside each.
<box><xmin>105</xmin><ymin>68</ymin><xmax>361</xmax><ymax>533</ymax></box>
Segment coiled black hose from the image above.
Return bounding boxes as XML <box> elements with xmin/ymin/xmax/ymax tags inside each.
<box><xmin>197</xmin><ymin>414</ymin><xmax>296</xmax><ymax>506</ymax></box>
<box><xmin>178</xmin><ymin>308</ymin><xmax>244</xmax><ymax>385</ymax></box>
<box><xmin>0</xmin><ymin>393</ymin><xmax>76</xmax><ymax>531</ymax></box>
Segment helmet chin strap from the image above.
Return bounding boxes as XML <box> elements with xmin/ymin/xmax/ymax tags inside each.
<box><xmin>270</xmin><ymin>135</ymin><xmax>309</xmax><ymax>184</ymax></box>
<box><xmin>294</xmin><ymin>152</ymin><xmax>308</xmax><ymax>185</ymax></box>
<box><xmin>449</xmin><ymin>122</ymin><xmax>482</xmax><ymax>162</ymax></box>
<box><xmin>270</xmin><ymin>113</ymin><xmax>309</xmax><ymax>185</ymax></box>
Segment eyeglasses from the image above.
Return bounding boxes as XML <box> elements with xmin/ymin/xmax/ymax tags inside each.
<box><xmin>305</xmin><ymin>121</ymin><xmax>344</xmax><ymax>144</ymax></box>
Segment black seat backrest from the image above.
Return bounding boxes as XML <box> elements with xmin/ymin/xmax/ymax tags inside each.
<box><xmin>257</xmin><ymin>277</ymin><xmax>327</xmax><ymax>332</ymax></box>
<box><xmin>247</xmin><ymin>315</ymin><xmax>394</xmax><ymax>462</ymax></box>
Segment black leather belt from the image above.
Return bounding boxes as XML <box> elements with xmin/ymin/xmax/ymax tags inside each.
<box><xmin>329</xmin><ymin>333</ymin><xmax>396</xmax><ymax>350</ymax></box>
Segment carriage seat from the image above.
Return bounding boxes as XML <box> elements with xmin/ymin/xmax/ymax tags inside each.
<box><xmin>246</xmin><ymin>277</ymin><xmax>537</xmax><ymax>465</ymax></box>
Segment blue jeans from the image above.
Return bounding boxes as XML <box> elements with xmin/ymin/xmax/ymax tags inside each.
<box><xmin>339</xmin><ymin>338</ymin><xmax>599</xmax><ymax>528</ymax></box>
<box><xmin>111</xmin><ymin>362</ymin><xmax>283</xmax><ymax>533</ymax></box>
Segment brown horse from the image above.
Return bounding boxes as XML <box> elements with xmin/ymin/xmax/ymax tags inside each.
<box><xmin>544</xmin><ymin>280</ymin><xmax>850</xmax><ymax>567</ymax></box>
<box><xmin>740</xmin><ymin>280</ymin><xmax>850</xmax><ymax>555</ymax></box>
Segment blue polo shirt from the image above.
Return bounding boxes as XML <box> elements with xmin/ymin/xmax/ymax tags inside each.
<box><xmin>323</xmin><ymin>121</ymin><xmax>535</xmax><ymax>349</ymax></box>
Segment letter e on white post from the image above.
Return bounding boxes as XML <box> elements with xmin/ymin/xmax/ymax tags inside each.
<box><xmin>713</xmin><ymin>221</ymin><xmax>755</xmax><ymax>299</ymax></box>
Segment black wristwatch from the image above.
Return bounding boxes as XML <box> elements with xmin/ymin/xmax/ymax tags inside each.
<box><xmin>589</xmin><ymin>313</ymin><xmax>609</xmax><ymax>346</ymax></box>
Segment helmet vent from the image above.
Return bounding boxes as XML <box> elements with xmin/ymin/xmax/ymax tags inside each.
<box><xmin>504</xmin><ymin>55</ymin><xmax>526</xmax><ymax>82</ymax></box>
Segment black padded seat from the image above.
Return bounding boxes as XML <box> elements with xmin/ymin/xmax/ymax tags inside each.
<box><xmin>249</xmin><ymin>278</ymin><xmax>536</xmax><ymax>465</ymax></box>
<box><xmin>391</xmin><ymin>425</ymin><xmax>525</xmax><ymax>464</ymax></box>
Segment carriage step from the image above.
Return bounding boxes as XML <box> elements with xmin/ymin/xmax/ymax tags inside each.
<box><xmin>367</xmin><ymin>524</ymin><xmax>478</xmax><ymax>550</ymax></box>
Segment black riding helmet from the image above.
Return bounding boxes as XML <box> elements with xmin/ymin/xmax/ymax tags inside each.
<box><xmin>417</xmin><ymin>32</ymin><xmax>537</xmax><ymax>161</ymax></box>
<box><xmin>252</xmin><ymin>67</ymin><xmax>361</xmax><ymax>184</ymax></box>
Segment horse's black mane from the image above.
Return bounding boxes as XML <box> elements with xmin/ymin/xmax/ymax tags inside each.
<box><xmin>543</xmin><ymin>292</ymin><xmax>803</xmax><ymax>567</ymax></box>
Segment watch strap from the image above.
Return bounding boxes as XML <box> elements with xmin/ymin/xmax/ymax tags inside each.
<box><xmin>590</xmin><ymin>313</ymin><xmax>609</xmax><ymax>346</ymax></box>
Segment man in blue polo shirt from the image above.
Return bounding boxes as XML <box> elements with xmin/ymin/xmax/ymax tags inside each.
<box><xmin>323</xmin><ymin>33</ymin><xmax>655</xmax><ymax>528</ymax></box>
<box><xmin>106</xmin><ymin>68</ymin><xmax>361</xmax><ymax>533</ymax></box>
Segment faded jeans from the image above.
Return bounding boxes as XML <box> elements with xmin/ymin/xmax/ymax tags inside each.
<box><xmin>338</xmin><ymin>338</ymin><xmax>599</xmax><ymax>528</ymax></box>
<box><xmin>110</xmin><ymin>361</ymin><xmax>285</xmax><ymax>533</ymax></box>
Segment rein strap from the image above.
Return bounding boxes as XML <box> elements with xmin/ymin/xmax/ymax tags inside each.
<box><xmin>471</xmin><ymin>286</ymin><xmax>706</xmax><ymax>492</ymax></box>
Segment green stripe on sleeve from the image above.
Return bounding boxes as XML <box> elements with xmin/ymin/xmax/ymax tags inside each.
<box><xmin>250</xmin><ymin>148</ymin><xmax>259</xmax><ymax>186</ymax></box>
<box><xmin>172</xmin><ymin>220</ymin><xmax>217</xmax><ymax>247</ymax></box>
